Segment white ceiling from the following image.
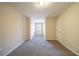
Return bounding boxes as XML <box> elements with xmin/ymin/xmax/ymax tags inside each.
<box><xmin>10</xmin><ymin>2</ymin><xmax>74</xmax><ymax>18</ymax></box>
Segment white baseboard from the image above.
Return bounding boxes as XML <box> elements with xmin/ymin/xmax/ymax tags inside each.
<box><xmin>3</xmin><ymin>40</ymin><xmax>26</xmax><ymax>56</ymax></box>
<box><xmin>57</xmin><ymin>40</ymin><xmax>79</xmax><ymax>56</ymax></box>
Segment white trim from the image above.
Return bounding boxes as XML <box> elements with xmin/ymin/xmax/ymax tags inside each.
<box><xmin>3</xmin><ymin>40</ymin><xmax>26</xmax><ymax>56</ymax></box>
<box><xmin>57</xmin><ymin>40</ymin><xmax>79</xmax><ymax>56</ymax></box>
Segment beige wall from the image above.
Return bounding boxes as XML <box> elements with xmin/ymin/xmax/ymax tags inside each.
<box><xmin>0</xmin><ymin>4</ymin><xmax>3</xmax><ymax>52</ymax></box>
<box><xmin>0</xmin><ymin>3</ymin><xmax>30</xmax><ymax>56</ymax></box>
<box><xmin>56</xmin><ymin>3</ymin><xmax>79</xmax><ymax>55</ymax></box>
<box><xmin>45</xmin><ymin>18</ymin><xmax>56</xmax><ymax>40</ymax></box>
<box><xmin>23</xmin><ymin>17</ymin><xmax>30</xmax><ymax>40</ymax></box>
<box><xmin>27</xmin><ymin>19</ymin><xmax>30</xmax><ymax>39</ymax></box>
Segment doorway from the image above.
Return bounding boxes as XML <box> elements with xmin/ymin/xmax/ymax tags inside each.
<box><xmin>34</xmin><ymin>23</ymin><xmax>44</xmax><ymax>36</ymax></box>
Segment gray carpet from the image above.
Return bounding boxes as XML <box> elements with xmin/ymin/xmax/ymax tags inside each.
<box><xmin>8</xmin><ymin>36</ymin><xmax>75</xmax><ymax>56</ymax></box>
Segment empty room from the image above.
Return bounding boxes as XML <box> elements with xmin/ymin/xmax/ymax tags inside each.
<box><xmin>0</xmin><ymin>2</ymin><xmax>79</xmax><ymax>56</ymax></box>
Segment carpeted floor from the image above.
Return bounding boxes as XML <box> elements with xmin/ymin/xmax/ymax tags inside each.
<box><xmin>8</xmin><ymin>36</ymin><xmax>76</xmax><ymax>56</ymax></box>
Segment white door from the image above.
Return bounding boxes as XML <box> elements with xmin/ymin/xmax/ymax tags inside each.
<box><xmin>35</xmin><ymin>23</ymin><xmax>43</xmax><ymax>36</ymax></box>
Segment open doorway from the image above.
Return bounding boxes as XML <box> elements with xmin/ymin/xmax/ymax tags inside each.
<box><xmin>34</xmin><ymin>23</ymin><xmax>44</xmax><ymax>36</ymax></box>
<box><xmin>30</xmin><ymin>17</ymin><xmax>45</xmax><ymax>39</ymax></box>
